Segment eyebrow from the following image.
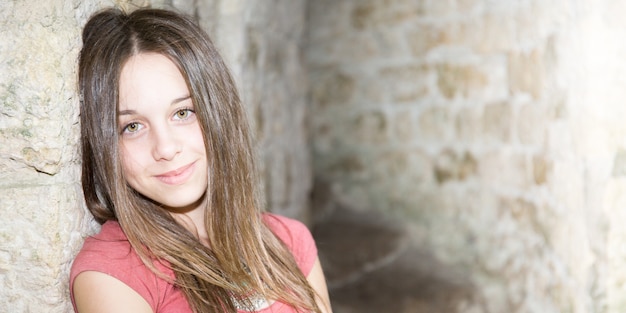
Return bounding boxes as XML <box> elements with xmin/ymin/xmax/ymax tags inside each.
<box><xmin>118</xmin><ymin>95</ymin><xmax>191</xmax><ymax>116</ymax></box>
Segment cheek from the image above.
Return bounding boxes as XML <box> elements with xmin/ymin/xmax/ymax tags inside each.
<box><xmin>119</xmin><ymin>144</ymin><xmax>142</xmax><ymax>180</ymax></box>
<box><xmin>188</xmin><ymin>126</ymin><xmax>207</xmax><ymax>155</ymax></box>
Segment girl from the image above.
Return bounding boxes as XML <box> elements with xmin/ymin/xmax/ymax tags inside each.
<box><xmin>70</xmin><ymin>7</ymin><xmax>331</xmax><ymax>313</ymax></box>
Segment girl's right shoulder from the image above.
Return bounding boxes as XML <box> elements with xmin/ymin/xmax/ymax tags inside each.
<box><xmin>73</xmin><ymin>271</ymin><xmax>154</xmax><ymax>313</ymax></box>
<box><xmin>70</xmin><ymin>221</ymin><xmax>177</xmax><ymax>313</ymax></box>
<box><xmin>70</xmin><ymin>221</ymin><xmax>139</xmax><ymax>284</ymax></box>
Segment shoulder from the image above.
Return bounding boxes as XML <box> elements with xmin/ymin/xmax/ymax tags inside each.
<box><xmin>70</xmin><ymin>221</ymin><xmax>144</xmax><ymax>282</ymax></box>
<box><xmin>73</xmin><ymin>271</ymin><xmax>153</xmax><ymax>313</ymax></box>
<box><xmin>262</xmin><ymin>213</ymin><xmax>318</xmax><ymax>276</ymax></box>
<box><xmin>70</xmin><ymin>221</ymin><xmax>176</xmax><ymax>312</ymax></box>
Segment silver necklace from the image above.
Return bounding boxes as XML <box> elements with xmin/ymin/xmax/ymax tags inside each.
<box><xmin>231</xmin><ymin>293</ymin><xmax>270</xmax><ymax>311</ymax></box>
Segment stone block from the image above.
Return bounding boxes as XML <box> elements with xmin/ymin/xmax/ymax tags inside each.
<box><xmin>370</xmin><ymin>29</ymin><xmax>410</xmax><ymax>59</ymax></box>
<box><xmin>408</xmin><ymin>23</ymin><xmax>454</xmax><ymax>56</ymax></box>
<box><xmin>310</xmin><ymin>118</ymin><xmax>343</xmax><ymax>157</ymax></box>
<box><xmin>379</xmin><ymin>65</ymin><xmax>432</xmax><ymax>103</ymax></box>
<box><xmin>455</xmin><ymin>104</ymin><xmax>482</xmax><ymax>143</ymax></box>
<box><xmin>391</xmin><ymin>109</ymin><xmax>417</xmax><ymax>143</ymax></box>
<box><xmin>310</xmin><ymin>69</ymin><xmax>356</xmax><ymax>108</ymax></box>
<box><xmin>433</xmin><ymin>149</ymin><xmax>477</xmax><ymax>184</ymax></box>
<box><xmin>417</xmin><ymin>105</ymin><xmax>454</xmax><ymax>143</ymax></box>
<box><xmin>351</xmin><ymin>0</ymin><xmax>423</xmax><ymax>30</ymax></box>
<box><xmin>328</xmin><ymin>33</ymin><xmax>382</xmax><ymax>64</ymax></box>
<box><xmin>370</xmin><ymin>149</ymin><xmax>434</xmax><ymax>187</ymax></box>
<box><xmin>306</xmin><ymin>0</ymin><xmax>352</xmax><ymax>41</ymax></box>
<box><xmin>436</xmin><ymin>63</ymin><xmax>489</xmax><ymax>99</ymax></box>
<box><xmin>464</xmin><ymin>11</ymin><xmax>516</xmax><ymax>54</ymax></box>
<box><xmin>517</xmin><ymin>101</ymin><xmax>548</xmax><ymax>146</ymax></box>
<box><xmin>478</xmin><ymin>149</ymin><xmax>530</xmax><ymax>189</ymax></box>
<box><xmin>348</xmin><ymin>110</ymin><xmax>389</xmax><ymax>145</ymax></box>
<box><xmin>532</xmin><ymin>154</ymin><xmax>551</xmax><ymax>185</ymax></box>
<box><xmin>318</xmin><ymin>153</ymin><xmax>366</xmax><ymax>181</ymax></box>
<box><xmin>482</xmin><ymin>101</ymin><xmax>512</xmax><ymax>143</ymax></box>
<box><xmin>417</xmin><ymin>0</ymin><xmax>462</xmax><ymax>18</ymax></box>
<box><xmin>508</xmin><ymin>48</ymin><xmax>546</xmax><ymax>98</ymax></box>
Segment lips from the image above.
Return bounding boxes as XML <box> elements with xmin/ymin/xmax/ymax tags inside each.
<box><xmin>155</xmin><ymin>161</ymin><xmax>196</xmax><ymax>185</ymax></box>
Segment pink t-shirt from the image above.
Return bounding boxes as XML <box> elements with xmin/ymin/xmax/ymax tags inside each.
<box><xmin>70</xmin><ymin>213</ymin><xmax>318</xmax><ymax>313</ymax></box>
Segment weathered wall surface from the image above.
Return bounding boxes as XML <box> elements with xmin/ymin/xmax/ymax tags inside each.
<box><xmin>0</xmin><ymin>0</ymin><xmax>311</xmax><ymax>311</ymax></box>
<box><xmin>174</xmin><ymin>0</ymin><xmax>311</xmax><ymax>221</ymax></box>
<box><xmin>239</xmin><ymin>0</ymin><xmax>311</xmax><ymax>221</ymax></box>
<box><xmin>0</xmin><ymin>1</ymin><xmax>107</xmax><ymax>311</ymax></box>
<box><xmin>307</xmin><ymin>0</ymin><xmax>626</xmax><ymax>312</ymax></box>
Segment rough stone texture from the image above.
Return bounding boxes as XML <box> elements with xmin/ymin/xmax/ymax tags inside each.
<box><xmin>0</xmin><ymin>1</ymin><xmax>107</xmax><ymax>312</ymax></box>
<box><xmin>1</xmin><ymin>0</ymin><xmax>311</xmax><ymax>311</ymax></box>
<box><xmin>307</xmin><ymin>0</ymin><xmax>626</xmax><ymax>312</ymax></box>
<box><xmin>176</xmin><ymin>0</ymin><xmax>312</xmax><ymax>221</ymax></box>
<box><xmin>237</xmin><ymin>0</ymin><xmax>312</xmax><ymax>222</ymax></box>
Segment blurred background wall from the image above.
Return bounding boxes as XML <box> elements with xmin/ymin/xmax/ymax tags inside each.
<box><xmin>307</xmin><ymin>0</ymin><xmax>626</xmax><ymax>312</ymax></box>
<box><xmin>3</xmin><ymin>0</ymin><xmax>626</xmax><ymax>312</ymax></box>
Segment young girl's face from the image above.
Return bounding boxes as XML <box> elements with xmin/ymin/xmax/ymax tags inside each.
<box><xmin>118</xmin><ymin>53</ymin><xmax>208</xmax><ymax>213</ymax></box>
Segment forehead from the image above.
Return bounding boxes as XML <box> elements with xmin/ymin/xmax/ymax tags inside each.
<box><xmin>118</xmin><ymin>53</ymin><xmax>189</xmax><ymax>110</ymax></box>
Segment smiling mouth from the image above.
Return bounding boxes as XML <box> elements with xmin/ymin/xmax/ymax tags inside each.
<box><xmin>155</xmin><ymin>162</ymin><xmax>196</xmax><ymax>185</ymax></box>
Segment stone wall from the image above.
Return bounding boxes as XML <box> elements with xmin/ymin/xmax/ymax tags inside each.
<box><xmin>173</xmin><ymin>0</ymin><xmax>311</xmax><ymax>221</ymax></box>
<box><xmin>0</xmin><ymin>0</ymin><xmax>310</xmax><ymax>311</ymax></box>
<box><xmin>1</xmin><ymin>1</ymin><xmax>106</xmax><ymax>311</ymax></box>
<box><xmin>307</xmin><ymin>0</ymin><xmax>626</xmax><ymax>312</ymax></box>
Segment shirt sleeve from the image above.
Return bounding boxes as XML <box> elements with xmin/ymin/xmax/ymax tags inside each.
<box><xmin>262</xmin><ymin>213</ymin><xmax>318</xmax><ymax>276</ymax></box>
<box><xmin>69</xmin><ymin>222</ymin><xmax>174</xmax><ymax>312</ymax></box>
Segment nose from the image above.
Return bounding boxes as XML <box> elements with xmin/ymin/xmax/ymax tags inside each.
<box><xmin>151</xmin><ymin>125</ymin><xmax>181</xmax><ymax>161</ymax></box>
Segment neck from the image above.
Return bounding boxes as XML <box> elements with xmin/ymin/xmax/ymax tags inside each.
<box><xmin>166</xmin><ymin>194</ymin><xmax>210</xmax><ymax>246</ymax></box>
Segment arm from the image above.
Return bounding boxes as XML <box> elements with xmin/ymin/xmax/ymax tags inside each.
<box><xmin>73</xmin><ymin>271</ymin><xmax>153</xmax><ymax>313</ymax></box>
<box><xmin>306</xmin><ymin>257</ymin><xmax>333</xmax><ymax>313</ymax></box>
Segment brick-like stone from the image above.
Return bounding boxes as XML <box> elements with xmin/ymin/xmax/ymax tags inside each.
<box><xmin>321</xmin><ymin>153</ymin><xmax>366</xmax><ymax>178</ymax></box>
<box><xmin>417</xmin><ymin>105</ymin><xmax>454</xmax><ymax>142</ymax></box>
<box><xmin>436</xmin><ymin>63</ymin><xmax>489</xmax><ymax>99</ymax></box>
<box><xmin>434</xmin><ymin>149</ymin><xmax>477</xmax><ymax>184</ymax></box>
<box><xmin>408</xmin><ymin>23</ymin><xmax>453</xmax><ymax>56</ymax></box>
<box><xmin>463</xmin><ymin>12</ymin><xmax>516</xmax><ymax>54</ymax></box>
<box><xmin>351</xmin><ymin>0</ymin><xmax>423</xmax><ymax>30</ymax></box>
<box><xmin>508</xmin><ymin>48</ymin><xmax>545</xmax><ymax>98</ymax></box>
<box><xmin>532</xmin><ymin>154</ymin><xmax>551</xmax><ymax>185</ymax></box>
<box><xmin>455</xmin><ymin>105</ymin><xmax>482</xmax><ymax>143</ymax></box>
<box><xmin>370</xmin><ymin>149</ymin><xmax>434</xmax><ymax>186</ymax></box>
<box><xmin>391</xmin><ymin>109</ymin><xmax>416</xmax><ymax>143</ymax></box>
<box><xmin>348</xmin><ymin>110</ymin><xmax>389</xmax><ymax>145</ymax></box>
<box><xmin>478</xmin><ymin>149</ymin><xmax>531</xmax><ymax>189</ymax></box>
<box><xmin>482</xmin><ymin>101</ymin><xmax>512</xmax><ymax>143</ymax></box>
<box><xmin>517</xmin><ymin>101</ymin><xmax>548</xmax><ymax>146</ymax></box>
<box><xmin>310</xmin><ymin>69</ymin><xmax>356</xmax><ymax>108</ymax></box>
<box><xmin>379</xmin><ymin>65</ymin><xmax>431</xmax><ymax>103</ymax></box>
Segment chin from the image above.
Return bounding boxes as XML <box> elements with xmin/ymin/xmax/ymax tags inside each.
<box><xmin>159</xmin><ymin>192</ymin><xmax>206</xmax><ymax>212</ymax></box>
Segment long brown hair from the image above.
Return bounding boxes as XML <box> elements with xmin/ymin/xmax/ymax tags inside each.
<box><xmin>78</xmin><ymin>7</ymin><xmax>320</xmax><ymax>313</ymax></box>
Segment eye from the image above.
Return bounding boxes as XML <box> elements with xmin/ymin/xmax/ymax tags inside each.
<box><xmin>122</xmin><ymin>122</ymin><xmax>143</xmax><ymax>134</ymax></box>
<box><xmin>174</xmin><ymin>108</ymin><xmax>195</xmax><ymax>120</ymax></box>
